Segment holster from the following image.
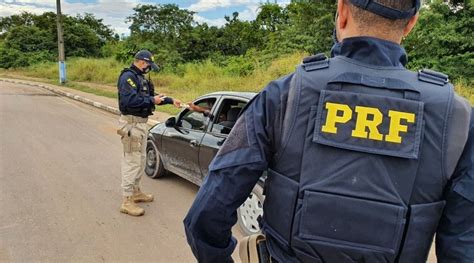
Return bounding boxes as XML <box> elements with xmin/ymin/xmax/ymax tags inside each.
<box><xmin>121</xmin><ymin>135</ymin><xmax>142</xmax><ymax>153</ymax></box>
<box><xmin>239</xmin><ymin>234</ymin><xmax>272</xmax><ymax>263</ymax></box>
<box><xmin>117</xmin><ymin>117</ymin><xmax>145</xmax><ymax>153</ymax></box>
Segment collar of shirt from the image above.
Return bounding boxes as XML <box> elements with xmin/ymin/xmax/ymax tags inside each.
<box><xmin>330</xmin><ymin>36</ymin><xmax>408</xmax><ymax>68</ymax></box>
<box><xmin>130</xmin><ymin>64</ymin><xmax>144</xmax><ymax>75</ymax></box>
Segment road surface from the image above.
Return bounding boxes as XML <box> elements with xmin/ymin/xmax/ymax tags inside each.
<box><xmin>0</xmin><ymin>81</ymin><xmax>245</xmax><ymax>262</ymax></box>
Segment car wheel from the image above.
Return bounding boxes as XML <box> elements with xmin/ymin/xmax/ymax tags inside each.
<box><xmin>145</xmin><ymin>139</ymin><xmax>167</xmax><ymax>179</ymax></box>
<box><xmin>237</xmin><ymin>184</ymin><xmax>264</xmax><ymax>236</ymax></box>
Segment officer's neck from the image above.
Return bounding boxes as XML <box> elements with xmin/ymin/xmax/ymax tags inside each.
<box><xmin>340</xmin><ymin>30</ymin><xmax>402</xmax><ymax>45</ymax></box>
<box><xmin>331</xmin><ymin>36</ymin><xmax>408</xmax><ymax>67</ymax></box>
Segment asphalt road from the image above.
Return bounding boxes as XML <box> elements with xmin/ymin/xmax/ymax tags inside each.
<box><xmin>0</xmin><ymin>81</ymin><xmax>244</xmax><ymax>262</ymax></box>
<box><xmin>0</xmin><ymin>81</ymin><xmax>437</xmax><ymax>262</ymax></box>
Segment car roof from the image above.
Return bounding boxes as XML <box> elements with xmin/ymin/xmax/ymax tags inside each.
<box><xmin>199</xmin><ymin>91</ymin><xmax>257</xmax><ymax>100</ymax></box>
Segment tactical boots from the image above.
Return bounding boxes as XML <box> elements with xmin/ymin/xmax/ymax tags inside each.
<box><xmin>120</xmin><ymin>196</ymin><xmax>145</xmax><ymax>216</ymax></box>
<box><xmin>132</xmin><ymin>187</ymin><xmax>154</xmax><ymax>203</ymax></box>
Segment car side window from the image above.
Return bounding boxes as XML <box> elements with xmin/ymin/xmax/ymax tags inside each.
<box><xmin>179</xmin><ymin>98</ymin><xmax>216</xmax><ymax>131</ymax></box>
<box><xmin>211</xmin><ymin>99</ymin><xmax>247</xmax><ymax>135</ymax></box>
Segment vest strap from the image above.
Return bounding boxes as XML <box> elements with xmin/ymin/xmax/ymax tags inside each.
<box><xmin>418</xmin><ymin>69</ymin><xmax>449</xmax><ymax>86</ymax></box>
<box><xmin>302</xmin><ymin>53</ymin><xmax>329</xmax><ymax>72</ymax></box>
<box><xmin>302</xmin><ymin>53</ymin><xmax>327</xmax><ymax>64</ymax></box>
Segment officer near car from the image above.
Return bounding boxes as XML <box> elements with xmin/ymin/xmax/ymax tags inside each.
<box><xmin>117</xmin><ymin>50</ymin><xmax>181</xmax><ymax>216</ymax></box>
<box><xmin>184</xmin><ymin>0</ymin><xmax>473</xmax><ymax>262</ymax></box>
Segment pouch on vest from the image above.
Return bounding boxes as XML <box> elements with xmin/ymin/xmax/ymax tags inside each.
<box><xmin>290</xmin><ymin>71</ymin><xmax>425</xmax><ymax>262</ymax></box>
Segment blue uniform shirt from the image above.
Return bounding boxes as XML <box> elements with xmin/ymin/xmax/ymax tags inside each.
<box><xmin>436</xmin><ymin>111</ymin><xmax>474</xmax><ymax>262</ymax></box>
<box><xmin>117</xmin><ymin>65</ymin><xmax>155</xmax><ymax>116</ymax></box>
<box><xmin>183</xmin><ymin>37</ymin><xmax>474</xmax><ymax>262</ymax></box>
<box><xmin>117</xmin><ymin>64</ymin><xmax>174</xmax><ymax>117</ymax></box>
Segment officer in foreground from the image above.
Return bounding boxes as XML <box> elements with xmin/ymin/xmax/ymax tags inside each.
<box><xmin>184</xmin><ymin>0</ymin><xmax>473</xmax><ymax>262</ymax></box>
<box><xmin>117</xmin><ymin>50</ymin><xmax>180</xmax><ymax>216</ymax></box>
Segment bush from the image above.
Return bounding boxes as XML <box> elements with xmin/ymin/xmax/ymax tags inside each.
<box><xmin>404</xmin><ymin>2</ymin><xmax>473</xmax><ymax>81</ymax></box>
<box><xmin>0</xmin><ymin>45</ymin><xmax>54</xmax><ymax>68</ymax></box>
<box><xmin>223</xmin><ymin>55</ymin><xmax>255</xmax><ymax>76</ymax></box>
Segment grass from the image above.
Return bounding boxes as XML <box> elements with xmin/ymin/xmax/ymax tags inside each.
<box><xmin>0</xmin><ymin>53</ymin><xmax>305</xmax><ymax>114</ymax></box>
<box><xmin>454</xmin><ymin>79</ymin><xmax>474</xmax><ymax>105</ymax></box>
<box><xmin>0</xmin><ymin>53</ymin><xmax>472</xmax><ymax>115</ymax></box>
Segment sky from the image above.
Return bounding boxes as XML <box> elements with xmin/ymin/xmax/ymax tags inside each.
<box><xmin>0</xmin><ymin>0</ymin><xmax>290</xmax><ymax>36</ymax></box>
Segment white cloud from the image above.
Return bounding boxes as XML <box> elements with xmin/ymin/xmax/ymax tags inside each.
<box><xmin>193</xmin><ymin>14</ymin><xmax>227</xmax><ymax>26</ymax></box>
<box><xmin>0</xmin><ymin>0</ymin><xmax>291</xmax><ymax>34</ymax></box>
<box><xmin>187</xmin><ymin>0</ymin><xmax>257</xmax><ymax>12</ymax></box>
<box><xmin>237</xmin><ymin>3</ymin><xmax>259</xmax><ymax>21</ymax></box>
<box><xmin>3</xmin><ymin>0</ymin><xmax>55</xmax><ymax>6</ymax></box>
<box><xmin>0</xmin><ymin>3</ymin><xmax>52</xmax><ymax>17</ymax></box>
<box><xmin>62</xmin><ymin>0</ymin><xmax>138</xmax><ymax>35</ymax></box>
<box><xmin>0</xmin><ymin>0</ymin><xmax>139</xmax><ymax>35</ymax></box>
<box><xmin>189</xmin><ymin>0</ymin><xmax>290</xmax><ymax>26</ymax></box>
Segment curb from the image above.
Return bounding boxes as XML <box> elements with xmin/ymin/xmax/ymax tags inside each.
<box><xmin>0</xmin><ymin>78</ymin><xmax>160</xmax><ymax>126</ymax></box>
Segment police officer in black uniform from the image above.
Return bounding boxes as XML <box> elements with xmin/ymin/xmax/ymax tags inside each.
<box><xmin>184</xmin><ymin>0</ymin><xmax>473</xmax><ymax>261</ymax></box>
<box><xmin>117</xmin><ymin>50</ymin><xmax>180</xmax><ymax>216</ymax></box>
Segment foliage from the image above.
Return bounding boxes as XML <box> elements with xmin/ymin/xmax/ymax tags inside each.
<box><xmin>404</xmin><ymin>1</ymin><xmax>473</xmax><ymax>82</ymax></box>
<box><xmin>0</xmin><ymin>12</ymin><xmax>115</xmax><ymax>68</ymax></box>
<box><xmin>0</xmin><ymin>0</ymin><xmax>471</xmax><ymax>89</ymax></box>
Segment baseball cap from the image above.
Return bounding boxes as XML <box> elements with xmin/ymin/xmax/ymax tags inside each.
<box><xmin>134</xmin><ymin>50</ymin><xmax>160</xmax><ymax>71</ymax></box>
<box><xmin>350</xmin><ymin>0</ymin><xmax>420</xmax><ymax>20</ymax></box>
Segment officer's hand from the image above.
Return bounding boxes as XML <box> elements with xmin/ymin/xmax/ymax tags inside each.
<box><xmin>173</xmin><ymin>99</ymin><xmax>182</xmax><ymax>108</ymax></box>
<box><xmin>153</xmin><ymin>95</ymin><xmax>163</xmax><ymax>105</ymax></box>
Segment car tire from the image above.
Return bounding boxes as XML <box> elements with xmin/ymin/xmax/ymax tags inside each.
<box><xmin>237</xmin><ymin>184</ymin><xmax>265</xmax><ymax>236</ymax></box>
<box><xmin>145</xmin><ymin>139</ymin><xmax>167</xmax><ymax>179</ymax></box>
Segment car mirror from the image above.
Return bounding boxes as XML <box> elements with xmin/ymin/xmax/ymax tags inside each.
<box><xmin>165</xmin><ymin>117</ymin><xmax>176</xmax><ymax>127</ymax></box>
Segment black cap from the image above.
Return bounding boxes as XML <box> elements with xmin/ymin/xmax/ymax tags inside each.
<box><xmin>134</xmin><ymin>50</ymin><xmax>159</xmax><ymax>71</ymax></box>
<box><xmin>350</xmin><ymin>0</ymin><xmax>420</xmax><ymax>20</ymax></box>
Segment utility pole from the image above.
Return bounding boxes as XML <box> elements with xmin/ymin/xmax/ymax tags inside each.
<box><xmin>56</xmin><ymin>0</ymin><xmax>66</xmax><ymax>84</ymax></box>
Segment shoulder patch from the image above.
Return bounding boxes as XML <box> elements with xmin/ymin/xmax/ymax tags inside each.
<box><xmin>127</xmin><ymin>78</ymin><xmax>137</xmax><ymax>88</ymax></box>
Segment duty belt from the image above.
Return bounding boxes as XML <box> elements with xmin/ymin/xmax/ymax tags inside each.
<box><xmin>121</xmin><ymin>115</ymin><xmax>148</xmax><ymax>123</ymax></box>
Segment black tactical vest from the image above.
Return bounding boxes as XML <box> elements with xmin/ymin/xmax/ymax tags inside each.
<box><xmin>262</xmin><ymin>54</ymin><xmax>466</xmax><ymax>262</ymax></box>
<box><xmin>118</xmin><ymin>68</ymin><xmax>154</xmax><ymax>117</ymax></box>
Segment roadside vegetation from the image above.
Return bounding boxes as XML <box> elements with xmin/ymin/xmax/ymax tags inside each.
<box><xmin>0</xmin><ymin>53</ymin><xmax>304</xmax><ymax>114</ymax></box>
<box><xmin>0</xmin><ymin>0</ymin><xmax>472</xmax><ymax>114</ymax></box>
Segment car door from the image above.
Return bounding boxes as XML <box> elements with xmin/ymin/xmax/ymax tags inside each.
<box><xmin>161</xmin><ymin>97</ymin><xmax>218</xmax><ymax>182</ymax></box>
<box><xmin>199</xmin><ymin>96</ymin><xmax>249</xmax><ymax>179</ymax></box>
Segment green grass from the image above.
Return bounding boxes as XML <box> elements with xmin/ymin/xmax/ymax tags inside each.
<box><xmin>454</xmin><ymin>79</ymin><xmax>474</xmax><ymax>105</ymax></box>
<box><xmin>1</xmin><ymin>53</ymin><xmax>472</xmax><ymax>115</ymax></box>
<box><xmin>0</xmin><ymin>53</ymin><xmax>306</xmax><ymax>114</ymax></box>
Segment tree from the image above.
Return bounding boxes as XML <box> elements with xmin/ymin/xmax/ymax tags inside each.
<box><xmin>0</xmin><ymin>11</ymin><xmax>115</xmax><ymax>68</ymax></box>
<box><xmin>127</xmin><ymin>4</ymin><xmax>195</xmax><ymax>42</ymax></box>
<box><xmin>256</xmin><ymin>3</ymin><xmax>288</xmax><ymax>33</ymax></box>
<box><xmin>4</xmin><ymin>25</ymin><xmax>54</xmax><ymax>52</ymax></box>
<box><xmin>218</xmin><ymin>12</ymin><xmax>264</xmax><ymax>56</ymax></box>
<box><xmin>404</xmin><ymin>1</ymin><xmax>473</xmax><ymax>81</ymax></box>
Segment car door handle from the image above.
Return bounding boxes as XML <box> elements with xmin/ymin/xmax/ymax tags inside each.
<box><xmin>190</xmin><ymin>140</ymin><xmax>198</xmax><ymax>147</ymax></box>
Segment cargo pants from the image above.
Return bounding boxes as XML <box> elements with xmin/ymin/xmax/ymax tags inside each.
<box><xmin>117</xmin><ymin>115</ymin><xmax>148</xmax><ymax>197</ymax></box>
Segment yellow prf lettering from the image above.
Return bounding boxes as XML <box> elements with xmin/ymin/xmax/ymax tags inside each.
<box><xmin>321</xmin><ymin>102</ymin><xmax>352</xmax><ymax>134</ymax></box>
<box><xmin>351</xmin><ymin>106</ymin><xmax>384</xmax><ymax>141</ymax></box>
<box><xmin>385</xmin><ymin>110</ymin><xmax>415</xmax><ymax>143</ymax></box>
